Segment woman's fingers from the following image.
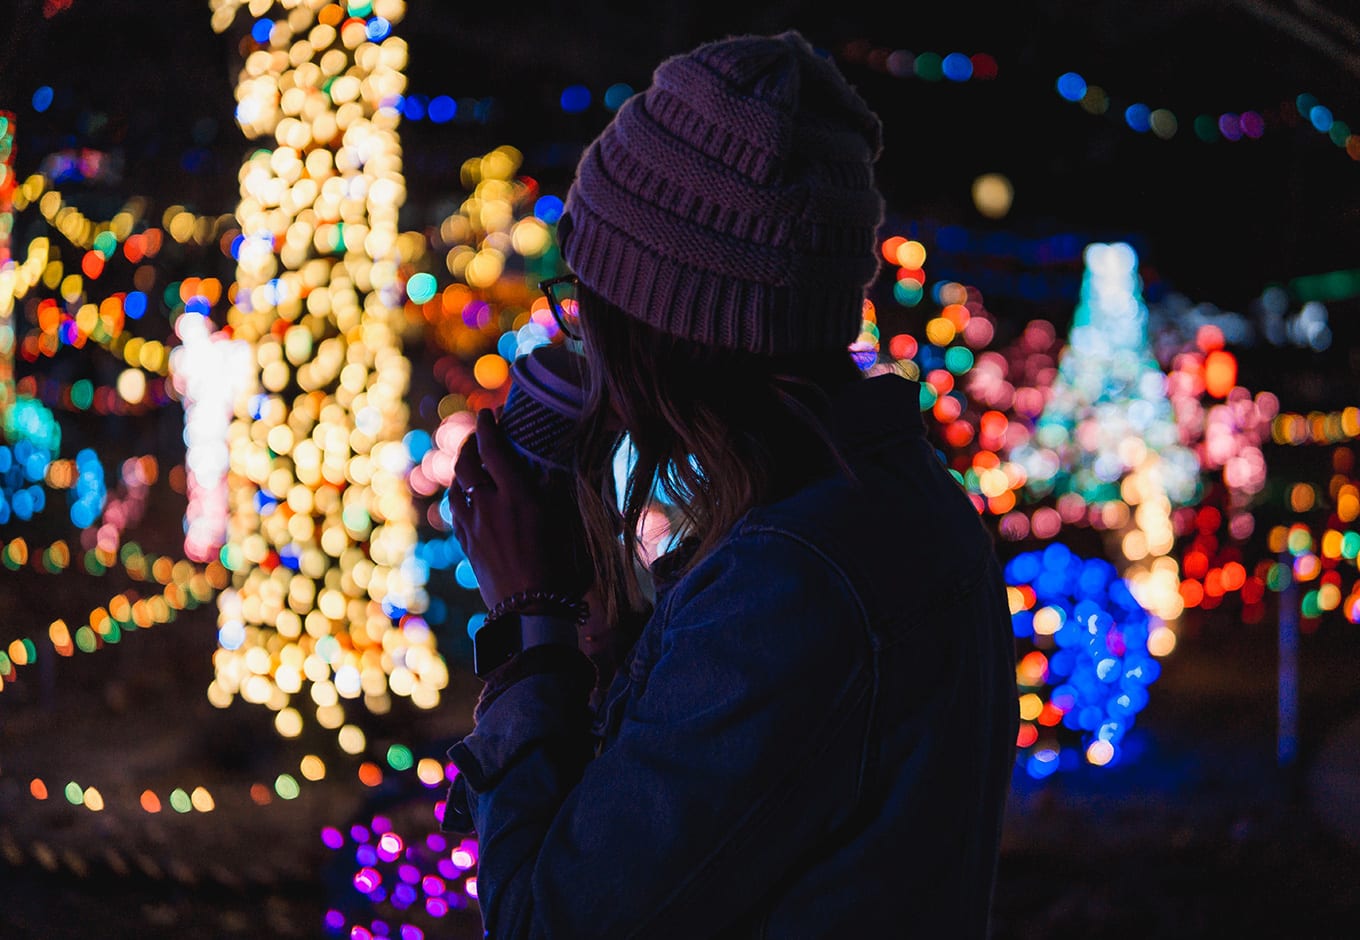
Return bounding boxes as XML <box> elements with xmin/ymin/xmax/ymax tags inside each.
<box><xmin>473</xmin><ymin>408</ymin><xmax>523</xmax><ymax>487</ymax></box>
<box><xmin>450</xmin><ymin>481</ymin><xmax>472</xmax><ymax>530</ymax></box>
<box><xmin>454</xmin><ymin>425</ymin><xmax>490</xmax><ymax>489</ymax></box>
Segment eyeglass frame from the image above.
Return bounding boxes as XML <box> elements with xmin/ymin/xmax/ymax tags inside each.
<box><xmin>538</xmin><ymin>274</ymin><xmax>582</xmax><ymax>340</ymax></box>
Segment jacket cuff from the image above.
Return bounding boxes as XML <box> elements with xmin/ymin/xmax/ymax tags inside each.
<box><xmin>440</xmin><ymin>773</ymin><xmax>476</xmax><ymax>834</ymax></box>
<box><xmin>450</xmin><ymin>652</ymin><xmax>596</xmax><ymax>795</ymax></box>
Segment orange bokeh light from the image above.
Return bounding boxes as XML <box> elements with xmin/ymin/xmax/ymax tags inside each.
<box><xmin>881</xmin><ymin>236</ymin><xmax>907</xmax><ymax>265</ymax></box>
<box><xmin>1204</xmin><ymin>349</ymin><xmax>1237</xmax><ymax>398</ymax></box>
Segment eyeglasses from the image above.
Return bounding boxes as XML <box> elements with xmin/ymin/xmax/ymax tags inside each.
<box><xmin>538</xmin><ymin>274</ymin><xmax>582</xmax><ymax>340</ymax></box>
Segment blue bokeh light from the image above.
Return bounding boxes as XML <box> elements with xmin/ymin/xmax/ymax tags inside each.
<box><xmin>403</xmin><ymin>429</ymin><xmax>432</xmax><ymax>463</ymax></box>
<box><xmin>560</xmin><ymin>85</ymin><xmax>591</xmax><ymax>114</ymax></box>
<box><xmin>1124</xmin><ymin>103</ymin><xmax>1152</xmax><ymax>133</ymax></box>
<box><xmin>1005</xmin><ymin>543</ymin><xmax>1163</xmax><ymax>776</ymax></box>
<box><xmin>427</xmin><ymin>95</ymin><xmax>456</xmax><ymax>123</ymax></box>
<box><xmin>124</xmin><ymin>291</ymin><xmax>148</xmax><ymax>319</ymax></box>
<box><xmin>603</xmin><ymin>83</ymin><xmax>634</xmax><ymax>111</ymax></box>
<box><xmin>454</xmin><ymin>559</ymin><xmax>479</xmax><ymax>590</ymax></box>
<box><xmin>1055</xmin><ymin>72</ymin><xmax>1087</xmax><ymax>102</ymax></box>
<box><xmin>533</xmin><ymin>195</ymin><xmax>564</xmax><ymax>224</ymax></box>
<box><xmin>366</xmin><ymin>16</ymin><xmax>391</xmax><ymax>41</ymax></box>
<box><xmin>941</xmin><ymin>53</ymin><xmax>974</xmax><ymax>82</ymax></box>
<box><xmin>402</xmin><ymin>96</ymin><xmax>427</xmax><ymax>121</ymax></box>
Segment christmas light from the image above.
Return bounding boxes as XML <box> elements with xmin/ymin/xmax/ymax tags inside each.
<box><xmin>170</xmin><ymin>313</ymin><xmax>254</xmax><ymax>562</ymax></box>
<box><xmin>209</xmin><ymin>0</ymin><xmax>446</xmax><ymax>740</ymax></box>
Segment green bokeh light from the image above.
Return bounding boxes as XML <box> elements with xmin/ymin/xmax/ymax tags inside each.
<box><xmin>75</xmin><ymin>626</ymin><xmax>97</xmax><ymax>653</ymax></box>
<box><xmin>406</xmin><ymin>272</ymin><xmax>438</xmax><ymax>304</ymax></box>
<box><xmin>944</xmin><ymin>346</ymin><xmax>975</xmax><ymax>374</ymax></box>
<box><xmin>386</xmin><ymin>744</ymin><xmax>414</xmax><ymax>772</ymax></box>
<box><xmin>914</xmin><ymin>52</ymin><xmax>943</xmax><ymax>81</ymax></box>
<box><xmin>275</xmin><ymin>774</ymin><xmax>301</xmax><ymax>800</ymax></box>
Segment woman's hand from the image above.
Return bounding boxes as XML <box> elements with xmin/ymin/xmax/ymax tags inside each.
<box><xmin>450</xmin><ymin>409</ymin><xmax>592</xmax><ymax>610</ymax></box>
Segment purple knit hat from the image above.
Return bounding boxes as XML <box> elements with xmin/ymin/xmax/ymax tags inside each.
<box><xmin>559</xmin><ymin>31</ymin><xmax>885</xmax><ymax>356</ymax></box>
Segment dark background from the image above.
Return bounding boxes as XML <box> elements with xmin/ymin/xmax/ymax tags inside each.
<box><xmin>1</xmin><ymin>1</ymin><xmax>1358</xmax><ymax>937</ymax></box>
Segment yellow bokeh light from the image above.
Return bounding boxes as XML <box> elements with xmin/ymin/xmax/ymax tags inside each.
<box><xmin>1340</xmin><ymin>490</ymin><xmax>1359</xmax><ymax>525</ymax></box>
<box><xmin>895</xmin><ymin>239</ymin><xmax>926</xmax><ymax>269</ymax></box>
<box><xmin>275</xmin><ymin>707</ymin><xmax>304</xmax><ymax>738</ymax></box>
<box><xmin>510</xmin><ymin>217</ymin><xmax>550</xmax><ymax>257</ymax></box>
<box><xmin>1032</xmin><ymin>607</ymin><xmax>1062</xmax><ymax>636</ymax></box>
<box><xmin>1318</xmin><ymin>583</ymin><xmax>1342</xmax><ymax>611</ymax></box>
<box><xmin>337</xmin><ymin>723</ymin><xmax>367</xmax><ymax>754</ymax></box>
<box><xmin>925</xmin><ymin>317</ymin><xmax>956</xmax><ymax>346</ymax></box>
<box><xmin>8</xmin><ymin>639</ymin><xmax>30</xmax><ymax>666</ymax></box>
<box><xmin>473</xmin><ymin>354</ymin><xmax>509</xmax><ymax>390</ymax></box>
<box><xmin>300</xmin><ymin>754</ymin><xmax>327</xmax><ymax>781</ymax></box>
<box><xmin>1146</xmin><ymin>626</ymin><xmax>1177</xmax><ymax>657</ymax></box>
<box><xmin>416</xmin><ymin>757</ymin><xmax>445</xmax><ymax>786</ymax></box>
<box><xmin>116</xmin><ymin>368</ymin><xmax>147</xmax><ymax>404</ymax></box>
<box><xmin>971</xmin><ymin>173</ymin><xmax>1014</xmax><ymax>219</ymax></box>
<box><xmin>1086</xmin><ymin>740</ymin><xmax>1115</xmax><ymax>766</ymax></box>
<box><xmin>464</xmin><ymin>248</ymin><xmax>505</xmax><ymax>287</ymax></box>
<box><xmin>1121</xmin><ymin>529</ymin><xmax>1149</xmax><ymax>562</ymax></box>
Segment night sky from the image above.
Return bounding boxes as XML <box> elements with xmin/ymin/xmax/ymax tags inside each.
<box><xmin>4</xmin><ymin>0</ymin><xmax>1358</xmax><ymax>311</ymax></box>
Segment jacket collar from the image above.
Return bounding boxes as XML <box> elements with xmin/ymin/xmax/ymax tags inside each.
<box><xmin>647</xmin><ymin>373</ymin><xmax>926</xmax><ymax>594</ymax></box>
<box><xmin>829</xmin><ymin>373</ymin><xmax>925</xmax><ymax>458</ymax></box>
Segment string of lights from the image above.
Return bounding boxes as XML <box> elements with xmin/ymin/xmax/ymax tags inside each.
<box><xmin>9</xmin><ymin>178</ymin><xmax>148</xmax><ymax>254</ymax></box>
<box><xmin>836</xmin><ymin>40</ymin><xmax>1360</xmax><ymax>162</ymax></box>
<box><xmin>14</xmin><ymin>372</ymin><xmax>171</xmax><ymax>416</ymax></box>
<box><xmin>5</xmin><ymin>732</ymin><xmax>452</xmax><ymax>834</ymax></box>
<box><xmin>0</xmin><ymin>556</ymin><xmax>224</xmax><ymax>693</ymax></box>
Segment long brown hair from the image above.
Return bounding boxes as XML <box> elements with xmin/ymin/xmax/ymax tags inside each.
<box><xmin>572</xmin><ymin>285</ymin><xmax>863</xmax><ymax>626</ymax></box>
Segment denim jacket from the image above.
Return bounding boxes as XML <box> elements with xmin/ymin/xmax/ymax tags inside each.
<box><xmin>446</xmin><ymin>374</ymin><xmax>1018</xmax><ymax>939</ymax></box>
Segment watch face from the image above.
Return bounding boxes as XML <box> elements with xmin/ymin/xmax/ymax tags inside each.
<box><xmin>472</xmin><ymin>616</ymin><xmax>521</xmax><ymax>678</ymax></box>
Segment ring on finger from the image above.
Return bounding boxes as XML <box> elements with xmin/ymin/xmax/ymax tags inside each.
<box><xmin>462</xmin><ymin>481</ymin><xmax>492</xmax><ymax>502</ymax></box>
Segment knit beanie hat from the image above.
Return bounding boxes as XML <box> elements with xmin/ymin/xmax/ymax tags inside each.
<box><xmin>559</xmin><ymin>31</ymin><xmax>885</xmax><ymax>356</ymax></box>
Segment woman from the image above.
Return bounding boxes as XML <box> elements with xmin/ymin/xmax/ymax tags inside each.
<box><xmin>447</xmin><ymin>31</ymin><xmax>1017</xmax><ymax>938</ymax></box>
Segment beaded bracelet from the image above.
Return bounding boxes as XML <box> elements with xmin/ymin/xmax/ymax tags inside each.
<box><xmin>484</xmin><ymin>589</ymin><xmax>590</xmax><ymax>627</ymax></box>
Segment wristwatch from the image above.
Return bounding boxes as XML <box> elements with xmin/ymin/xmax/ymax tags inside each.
<box><xmin>472</xmin><ymin>612</ymin><xmax>580</xmax><ymax>678</ymax></box>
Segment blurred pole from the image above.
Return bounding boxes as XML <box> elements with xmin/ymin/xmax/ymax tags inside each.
<box><xmin>1278</xmin><ymin>552</ymin><xmax>1298</xmax><ymax>768</ymax></box>
<box><xmin>41</xmin><ymin>634</ymin><xmax>55</xmax><ymax>711</ymax></box>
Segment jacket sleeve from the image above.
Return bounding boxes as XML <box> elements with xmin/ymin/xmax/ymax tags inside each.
<box><xmin>447</xmin><ymin>526</ymin><xmax>871</xmax><ymax>939</ymax></box>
